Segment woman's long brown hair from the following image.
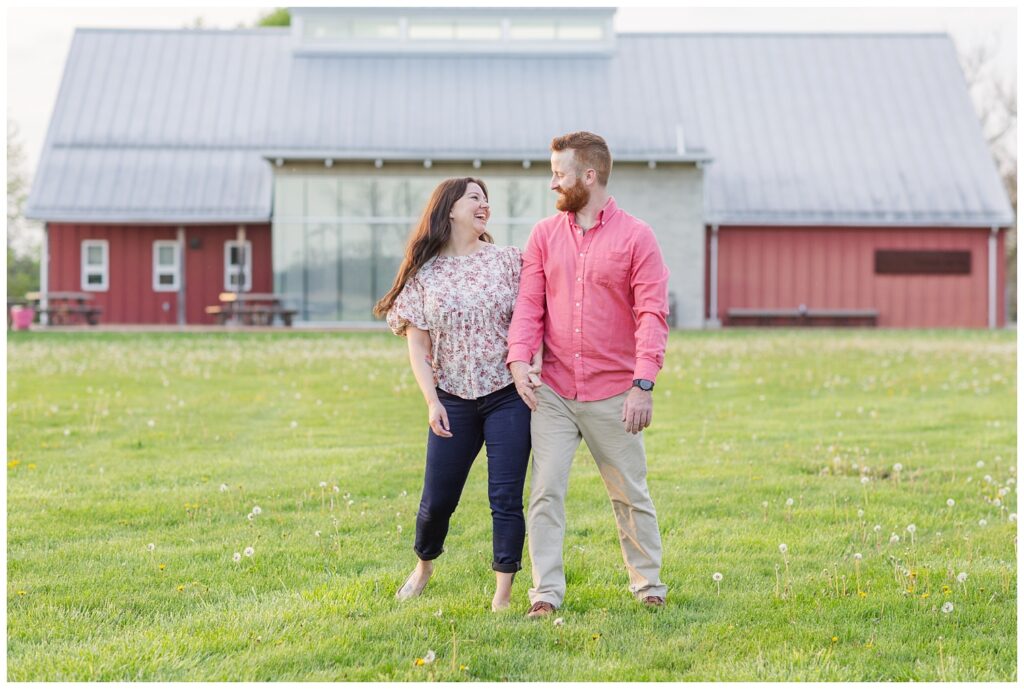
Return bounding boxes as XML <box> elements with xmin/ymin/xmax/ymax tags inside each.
<box><xmin>373</xmin><ymin>177</ymin><xmax>492</xmax><ymax>319</ymax></box>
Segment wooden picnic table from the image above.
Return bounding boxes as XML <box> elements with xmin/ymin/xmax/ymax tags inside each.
<box><xmin>205</xmin><ymin>292</ymin><xmax>298</xmax><ymax>327</ymax></box>
<box><xmin>25</xmin><ymin>291</ymin><xmax>103</xmax><ymax>326</ymax></box>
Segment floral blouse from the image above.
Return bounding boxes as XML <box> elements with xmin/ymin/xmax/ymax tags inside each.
<box><xmin>387</xmin><ymin>243</ymin><xmax>522</xmax><ymax>400</ymax></box>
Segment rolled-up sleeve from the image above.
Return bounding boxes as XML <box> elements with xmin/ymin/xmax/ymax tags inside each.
<box><xmin>507</xmin><ymin>226</ymin><xmax>546</xmax><ymax>365</ymax></box>
<box><xmin>630</xmin><ymin>225</ymin><xmax>670</xmax><ymax>381</ymax></box>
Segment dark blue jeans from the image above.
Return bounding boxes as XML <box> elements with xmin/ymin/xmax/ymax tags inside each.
<box><xmin>414</xmin><ymin>383</ymin><xmax>531</xmax><ymax>573</ymax></box>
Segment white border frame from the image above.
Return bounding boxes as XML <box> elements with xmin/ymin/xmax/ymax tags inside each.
<box><xmin>153</xmin><ymin>240</ymin><xmax>181</xmax><ymax>292</ymax></box>
<box><xmin>81</xmin><ymin>239</ymin><xmax>109</xmax><ymax>292</ymax></box>
<box><xmin>224</xmin><ymin>240</ymin><xmax>253</xmax><ymax>292</ymax></box>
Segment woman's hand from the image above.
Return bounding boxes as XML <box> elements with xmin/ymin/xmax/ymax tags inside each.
<box><xmin>428</xmin><ymin>400</ymin><xmax>452</xmax><ymax>438</ymax></box>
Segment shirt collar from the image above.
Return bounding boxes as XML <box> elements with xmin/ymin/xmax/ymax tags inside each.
<box><xmin>568</xmin><ymin>196</ymin><xmax>618</xmax><ymax>230</ymax></box>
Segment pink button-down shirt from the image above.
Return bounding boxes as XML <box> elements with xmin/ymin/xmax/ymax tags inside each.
<box><xmin>507</xmin><ymin>196</ymin><xmax>670</xmax><ymax>402</ymax></box>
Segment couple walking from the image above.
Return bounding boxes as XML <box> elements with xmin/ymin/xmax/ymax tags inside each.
<box><xmin>373</xmin><ymin>132</ymin><xmax>670</xmax><ymax>616</ymax></box>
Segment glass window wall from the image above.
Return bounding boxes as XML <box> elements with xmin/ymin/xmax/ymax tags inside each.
<box><xmin>272</xmin><ymin>174</ymin><xmax>550</xmax><ymax>323</ymax></box>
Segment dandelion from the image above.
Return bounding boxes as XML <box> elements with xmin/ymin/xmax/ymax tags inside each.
<box><xmin>233</xmin><ymin>552</ymin><xmax>241</xmax><ymax>562</ymax></box>
<box><xmin>761</xmin><ymin>500</ymin><xmax>769</xmax><ymax>522</ymax></box>
<box><xmin>956</xmin><ymin>572</ymin><xmax>968</xmax><ymax>584</ymax></box>
<box><xmin>947</xmin><ymin>498</ymin><xmax>955</xmax><ymax>508</ymax></box>
<box><xmin>553</xmin><ymin>617</ymin><xmax>565</xmax><ymax>626</ymax></box>
<box><xmin>889</xmin><ymin>533</ymin><xmax>900</xmax><ymax>544</ymax></box>
<box><xmin>220</xmin><ymin>483</ymin><xmax>229</xmax><ymax>492</ymax></box>
<box><xmin>252</xmin><ymin>505</ymin><xmax>262</xmax><ymax>516</ymax></box>
<box><xmin>712</xmin><ymin>571</ymin><xmax>723</xmax><ymax>594</ymax></box>
<box><xmin>158</xmin><ymin>563</ymin><xmax>166</xmax><ymax>571</ymax></box>
<box><xmin>1009</xmin><ymin>513</ymin><xmax>1017</xmax><ymax>523</ymax></box>
<box><xmin>941</xmin><ymin>602</ymin><xmax>954</xmax><ymax>614</ymax></box>
<box><xmin>146</xmin><ymin>543</ymin><xmax>155</xmax><ymax>552</ymax></box>
<box><xmin>147</xmin><ymin>419</ymin><xmax>155</xmax><ymax>428</ymax></box>
<box><xmin>247</xmin><ymin>513</ymin><xmax>254</xmax><ymax>521</ymax></box>
<box><xmin>853</xmin><ymin>553</ymin><xmax>863</xmax><ymax>594</ymax></box>
<box><xmin>893</xmin><ymin>463</ymin><xmax>903</xmax><ymax>473</ymax></box>
<box><xmin>785</xmin><ymin>497</ymin><xmax>794</xmax><ymax>506</ymax></box>
<box><xmin>314</xmin><ymin>530</ymin><xmax>321</xmax><ymax>538</ymax></box>
<box><xmin>414</xmin><ymin>650</ymin><xmax>436</xmax><ymax>666</ymax></box>
<box><xmin>333</xmin><ymin>485</ymin><xmax>340</xmax><ymax>493</ymax></box>
<box><xmin>319</xmin><ymin>481</ymin><xmax>327</xmax><ymax>488</ymax></box>
<box><xmin>779</xmin><ymin>543</ymin><xmax>788</xmax><ymax>554</ymax></box>
<box><xmin>290</xmin><ymin>421</ymin><xmax>298</xmax><ymax>429</ymax></box>
<box><xmin>176</xmin><ymin>584</ymin><xmax>185</xmax><ymax>592</ymax></box>
<box><xmin>857</xmin><ymin>509</ymin><xmax>865</xmax><ymax>519</ymax></box>
<box><xmin>977</xmin><ymin>460</ymin><xmax>985</xmax><ymax>468</ymax></box>
<box><xmin>244</xmin><ymin>546</ymin><xmax>254</xmax><ymax>557</ymax></box>
<box><xmin>979</xmin><ymin>519</ymin><xmax>988</xmax><ymax>527</ymax></box>
<box><xmin>906</xmin><ymin>524</ymin><xmax>917</xmax><ymax>545</ymax></box>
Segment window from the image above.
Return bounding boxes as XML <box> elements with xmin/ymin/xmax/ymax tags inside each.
<box><xmin>153</xmin><ymin>240</ymin><xmax>181</xmax><ymax>292</ymax></box>
<box><xmin>224</xmin><ymin>240</ymin><xmax>253</xmax><ymax>292</ymax></box>
<box><xmin>81</xmin><ymin>240</ymin><xmax>109</xmax><ymax>291</ymax></box>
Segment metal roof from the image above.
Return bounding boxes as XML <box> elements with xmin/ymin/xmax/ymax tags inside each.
<box><xmin>27</xmin><ymin>27</ymin><xmax>1013</xmax><ymax>227</ymax></box>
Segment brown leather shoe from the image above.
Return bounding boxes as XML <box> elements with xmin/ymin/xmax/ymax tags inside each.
<box><xmin>641</xmin><ymin>595</ymin><xmax>666</xmax><ymax>607</ymax></box>
<box><xmin>526</xmin><ymin>601</ymin><xmax>556</xmax><ymax>618</ymax></box>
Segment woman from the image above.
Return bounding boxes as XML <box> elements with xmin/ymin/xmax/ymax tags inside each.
<box><xmin>373</xmin><ymin>177</ymin><xmax>538</xmax><ymax>612</ymax></box>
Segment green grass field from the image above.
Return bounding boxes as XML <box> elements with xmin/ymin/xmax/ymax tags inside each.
<box><xmin>6</xmin><ymin>329</ymin><xmax>1017</xmax><ymax>681</ymax></box>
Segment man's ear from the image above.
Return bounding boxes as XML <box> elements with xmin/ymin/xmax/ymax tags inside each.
<box><xmin>585</xmin><ymin>168</ymin><xmax>598</xmax><ymax>186</ymax></box>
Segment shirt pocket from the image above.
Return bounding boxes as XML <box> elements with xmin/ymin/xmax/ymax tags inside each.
<box><xmin>590</xmin><ymin>249</ymin><xmax>631</xmax><ymax>288</ymax></box>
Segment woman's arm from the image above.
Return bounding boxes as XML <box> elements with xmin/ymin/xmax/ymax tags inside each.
<box><xmin>406</xmin><ymin>326</ymin><xmax>452</xmax><ymax>438</ymax></box>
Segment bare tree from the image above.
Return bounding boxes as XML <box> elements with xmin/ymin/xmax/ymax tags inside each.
<box><xmin>958</xmin><ymin>38</ymin><xmax>1017</xmax><ymax>322</ymax></box>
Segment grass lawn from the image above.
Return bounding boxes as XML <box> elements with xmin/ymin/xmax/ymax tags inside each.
<box><xmin>5</xmin><ymin>329</ymin><xmax>1017</xmax><ymax>681</ymax></box>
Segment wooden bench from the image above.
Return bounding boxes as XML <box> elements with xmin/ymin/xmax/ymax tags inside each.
<box><xmin>207</xmin><ymin>293</ymin><xmax>297</xmax><ymax>327</ymax></box>
<box><xmin>726</xmin><ymin>307</ymin><xmax>879</xmax><ymax>327</ymax></box>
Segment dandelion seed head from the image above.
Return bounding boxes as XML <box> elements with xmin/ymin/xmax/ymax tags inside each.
<box><xmin>941</xmin><ymin>602</ymin><xmax>954</xmax><ymax>614</ymax></box>
<box><xmin>979</xmin><ymin>519</ymin><xmax>988</xmax><ymax>527</ymax></box>
<box><xmin>861</xmin><ymin>476</ymin><xmax>870</xmax><ymax>485</ymax></box>
<box><xmin>244</xmin><ymin>546</ymin><xmax>254</xmax><ymax>557</ymax></box>
<box><xmin>290</xmin><ymin>421</ymin><xmax>298</xmax><ymax>429</ymax></box>
<box><xmin>977</xmin><ymin>460</ymin><xmax>985</xmax><ymax>468</ymax></box>
<box><xmin>423</xmin><ymin>650</ymin><xmax>436</xmax><ymax>664</ymax></box>
<box><xmin>857</xmin><ymin>509</ymin><xmax>865</xmax><ymax>518</ymax></box>
<box><xmin>219</xmin><ymin>483</ymin><xmax>229</xmax><ymax>492</ymax></box>
<box><xmin>893</xmin><ymin>463</ymin><xmax>903</xmax><ymax>472</ymax></box>
<box><xmin>785</xmin><ymin>498</ymin><xmax>794</xmax><ymax>507</ymax></box>
<box><xmin>890</xmin><ymin>533</ymin><xmax>900</xmax><ymax>544</ymax></box>
<box><xmin>906</xmin><ymin>524</ymin><xmax>916</xmax><ymax>534</ymax></box>
<box><xmin>778</xmin><ymin>543</ymin><xmax>788</xmax><ymax>554</ymax></box>
<box><xmin>761</xmin><ymin>500</ymin><xmax>768</xmax><ymax>508</ymax></box>
<box><xmin>147</xmin><ymin>419</ymin><xmax>155</xmax><ymax>428</ymax></box>
<box><xmin>873</xmin><ymin>524</ymin><xmax>882</xmax><ymax>532</ymax></box>
<box><xmin>314</xmin><ymin>530</ymin><xmax>321</xmax><ymax>537</ymax></box>
<box><xmin>319</xmin><ymin>481</ymin><xmax>327</xmax><ymax>488</ymax></box>
<box><xmin>553</xmin><ymin>617</ymin><xmax>565</xmax><ymax>626</ymax></box>
<box><xmin>247</xmin><ymin>513</ymin><xmax>254</xmax><ymax>521</ymax></box>
<box><xmin>146</xmin><ymin>543</ymin><xmax>155</xmax><ymax>551</ymax></box>
<box><xmin>1009</xmin><ymin>513</ymin><xmax>1017</xmax><ymax>523</ymax></box>
<box><xmin>333</xmin><ymin>486</ymin><xmax>340</xmax><ymax>493</ymax></box>
<box><xmin>233</xmin><ymin>552</ymin><xmax>241</xmax><ymax>562</ymax></box>
<box><xmin>956</xmin><ymin>572</ymin><xmax>968</xmax><ymax>583</ymax></box>
<box><xmin>712</xmin><ymin>572</ymin><xmax>723</xmax><ymax>582</ymax></box>
<box><xmin>947</xmin><ymin>498</ymin><xmax>955</xmax><ymax>507</ymax></box>
<box><xmin>854</xmin><ymin>553</ymin><xmax>863</xmax><ymax>560</ymax></box>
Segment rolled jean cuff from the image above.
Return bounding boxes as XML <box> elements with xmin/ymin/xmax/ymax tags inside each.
<box><xmin>492</xmin><ymin>560</ymin><xmax>522</xmax><ymax>574</ymax></box>
<box><xmin>414</xmin><ymin>546</ymin><xmax>444</xmax><ymax>562</ymax></box>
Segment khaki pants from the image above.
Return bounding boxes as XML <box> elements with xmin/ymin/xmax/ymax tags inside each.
<box><xmin>527</xmin><ymin>385</ymin><xmax>667</xmax><ymax>608</ymax></box>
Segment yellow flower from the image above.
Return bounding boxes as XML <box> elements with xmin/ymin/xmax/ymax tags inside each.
<box><xmin>865</xmin><ymin>641</ymin><xmax>874</xmax><ymax>649</ymax></box>
<box><xmin>459</xmin><ymin>665</ymin><xmax>468</xmax><ymax>671</ymax></box>
<box><xmin>920</xmin><ymin>592</ymin><xmax>930</xmax><ymax>599</ymax></box>
<box><xmin>158</xmin><ymin>563</ymin><xmax>166</xmax><ymax>571</ymax></box>
<box><xmin>27</xmin><ymin>464</ymin><xmax>36</xmax><ymax>470</ymax></box>
<box><xmin>17</xmin><ymin>590</ymin><xmax>26</xmax><ymax>596</ymax></box>
<box><xmin>831</xmin><ymin>636</ymin><xmax>838</xmax><ymax>644</ymax></box>
<box><xmin>414</xmin><ymin>659</ymin><xmax>425</xmax><ymax>666</ymax></box>
<box><xmin>858</xmin><ymin>591</ymin><xmax>867</xmax><ymax>598</ymax></box>
<box><xmin>176</xmin><ymin>585</ymin><xmax>185</xmax><ymax>592</ymax></box>
<box><xmin>942</xmin><ymin>585</ymin><xmax>951</xmax><ymax>593</ymax></box>
<box><xmin>592</xmin><ymin>633</ymin><xmax>602</xmax><ymax>640</ymax></box>
<box><xmin>7</xmin><ymin>459</ymin><xmax>21</xmax><ymax>469</ymax></box>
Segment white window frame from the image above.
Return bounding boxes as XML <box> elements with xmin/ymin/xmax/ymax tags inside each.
<box><xmin>224</xmin><ymin>240</ymin><xmax>253</xmax><ymax>292</ymax></box>
<box><xmin>152</xmin><ymin>240</ymin><xmax>181</xmax><ymax>292</ymax></box>
<box><xmin>81</xmin><ymin>239</ymin><xmax>109</xmax><ymax>292</ymax></box>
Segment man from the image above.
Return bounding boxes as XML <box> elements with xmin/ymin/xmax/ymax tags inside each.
<box><xmin>507</xmin><ymin>131</ymin><xmax>670</xmax><ymax>617</ymax></box>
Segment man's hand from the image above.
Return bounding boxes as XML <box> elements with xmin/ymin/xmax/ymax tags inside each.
<box><xmin>528</xmin><ymin>348</ymin><xmax>543</xmax><ymax>388</ymax></box>
<box><xmin>428</xmin><ymin>400</ymin><xmax>452</xmax><ymax>438</ymax></box>
<box><xmin>510</xmin><ymin>360</ymin><xmax>539</xmax><ymax>411</ymax></box>
<box><xmin>621</xmin><ymin>387</ymin><xmax>653</xmax><ymax>434</ymax></box>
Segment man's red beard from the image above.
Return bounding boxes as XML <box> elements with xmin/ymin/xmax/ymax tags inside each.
<box><xmin>554</xmin><ymin>178</ymin><xmax>590</xmax><ymax>213</ymax></box>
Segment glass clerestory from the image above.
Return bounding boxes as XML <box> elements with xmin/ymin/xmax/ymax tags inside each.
<box><xmin>272</xmin><ymin>175</ymin><xmax>551</xmax><ymax>323</ymax></box>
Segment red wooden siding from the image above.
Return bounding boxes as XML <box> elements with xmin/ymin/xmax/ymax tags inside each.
<box><xmin>47</xmin><ymin>223</ymin><xmax>272</xmax><ymax>324</ymax></box>
<box><xmin>709</xmin><ymin>226</ymin><xmax>1005</xmax><ymax>328</ymax></box>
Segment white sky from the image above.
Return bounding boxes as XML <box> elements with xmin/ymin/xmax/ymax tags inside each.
<box><xmin>5</xmin><ymin>2</ymin><xmax>1019</xmax><ymax>176</ymax></box>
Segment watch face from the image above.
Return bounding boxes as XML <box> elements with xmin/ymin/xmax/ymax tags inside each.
<box><xmin>635</xmin><ymin>379</ymin><xmax>654</xmax><ymax>391</ymax></box>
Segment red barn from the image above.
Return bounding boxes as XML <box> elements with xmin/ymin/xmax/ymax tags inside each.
<box><xmin>26</xmin><ymin>11</ymin><xmax>1014</xmax><ymax>328</ymax></box>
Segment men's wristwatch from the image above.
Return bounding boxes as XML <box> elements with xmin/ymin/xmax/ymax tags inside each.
<box><xmin>632</xmin><ymin>379</ymin><xmax>655</xmax><ymax>392</ymax></box>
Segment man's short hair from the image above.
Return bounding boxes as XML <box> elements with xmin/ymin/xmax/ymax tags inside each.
<box><xmin>551</xmin><ymin>131</ymin><xmax>612</xmax><ymax>186</ymax></box>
